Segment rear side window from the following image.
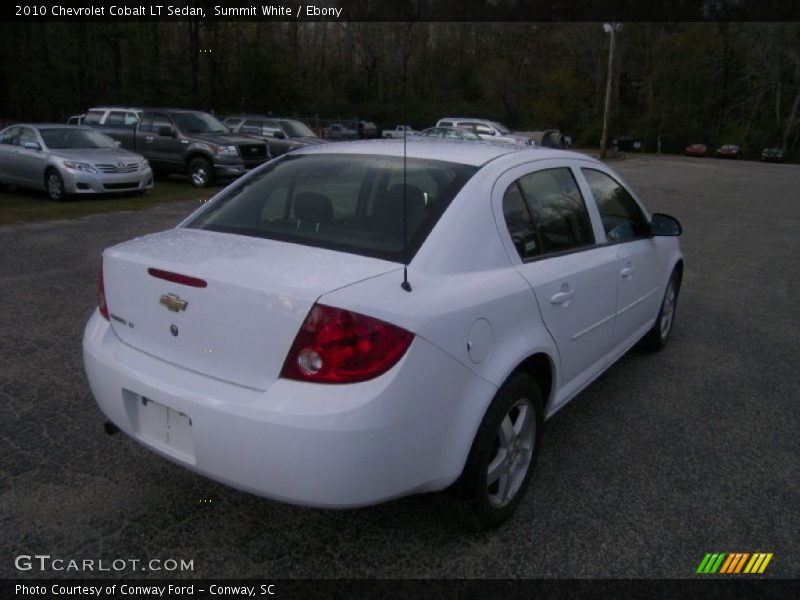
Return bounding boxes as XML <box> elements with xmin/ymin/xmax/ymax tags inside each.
<box><xmin>105</xmin><ymin>111</ymin><xmax>126</xmax><ymax>126</ymax></box>
<box><xmin>582</xmin><ymin>169</ymin><xmax>648</xmax><ymax>241</ymax></box>
<box><xmin>503</xmin><ymin>167</ymin><xmax>595</xmax><ymax>260</ymax></box>
<box><xmin>0</xmin><ymin>127</ymin><xmax>20</xmax><ymax>145</ymax></box>
<box><xmin>188</xmin><ymin>154</ymin><xmax>477</xmax><ymax>263</ymax></box>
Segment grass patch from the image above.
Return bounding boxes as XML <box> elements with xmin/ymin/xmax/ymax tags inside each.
<box><xmin>0</xmin><ymin>178</ymin><xmax>225</xmax><ymax>226</ymax></box>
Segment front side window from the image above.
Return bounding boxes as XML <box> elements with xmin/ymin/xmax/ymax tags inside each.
<box><xmin>171</xmin><ymin>112</ymin><xmax>227</xmax><ymax>134</ymax></box>
<box><xmin>503</xmin><ymin>167</ymin><xmax>595</xmax><ymax>260</ymax></box>
<box><xmin>18</xmin><ymin>127</ymin><xmax>38</xmax><ymax>147</ymax></box>
<box><xmin>188</xmin><ymin>154</ymin><xmax>477</xmax><ymax>262</ymax></box>
<box><xmin>582</xmin><ymin>169</ymin><xmax>648</xmax><ymax>242</ymax></box>
<box><xmin>137</xmin><ymin>114</ymin><xmax>153</xmax><ymax>133</ymax></box>
<box><xmin>152</xmin><ymin>113</ymin><xmax>172</xmax><ymax>133</ymax></box>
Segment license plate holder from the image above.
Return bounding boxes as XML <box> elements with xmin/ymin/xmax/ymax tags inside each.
<box><xmin>136</xmin><ymin>396</ymin><xmax>196</xmax><ymax>463</ymax></box>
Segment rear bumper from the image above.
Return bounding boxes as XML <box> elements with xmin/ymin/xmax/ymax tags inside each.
<box><xmin>82</xmin><ymin>311</ymin><xmax>495</xmax><ymax>508</ymax></box>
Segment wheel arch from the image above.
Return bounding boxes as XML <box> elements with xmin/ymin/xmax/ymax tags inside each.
<box><xmin>185</xmin><ymin>151</ymin><xmax>214</xmax><ymax>169</ymax></box>
<box><xmin>510</xmin><ymin>351</ymin><xmax>556</xmax><ymax>416</ymax></box>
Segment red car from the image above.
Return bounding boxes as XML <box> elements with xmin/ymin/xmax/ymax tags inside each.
<box><xmin>685</xmin><ymin>143</ymin><xmax>709</xmax><ymax>157</ymax></box>
<box><xmin>715</xmin><ymin>144</ymin><xmax>741</xmax><ymax>159</ymax></box>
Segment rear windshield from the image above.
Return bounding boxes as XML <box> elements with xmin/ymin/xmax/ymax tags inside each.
<box><xmin>187</xmin><ymin>154</ymin><xmax>477</xmax><ymax>262</ymax></box>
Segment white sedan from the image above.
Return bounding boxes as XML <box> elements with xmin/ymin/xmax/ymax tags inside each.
<box><xmin>83</xmin><ymin>139</ymin><xmax>683</xmax><ymax>528</ymax></box>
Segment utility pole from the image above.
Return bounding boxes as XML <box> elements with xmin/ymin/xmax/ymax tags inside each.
<box><xmin>599</xmin><ymin>23</ymin><xmax>621</xmax><ymax>159</ymax></box>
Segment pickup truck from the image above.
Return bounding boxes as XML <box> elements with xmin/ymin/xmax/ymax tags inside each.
<box><xmin>382</xmin><ymin>125</ymin><xmax>416</xmax><ymax>139</ymax></box>
<box><xmin>90</xmin><ymin>109</ymin><xmax>268</xmax><ymax>187</ymax></box>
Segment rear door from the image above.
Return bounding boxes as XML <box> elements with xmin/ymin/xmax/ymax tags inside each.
<box><xmin>8</xmin><ymin>127</ymin><xmax>46</xmax><ymax>188</ymax></box>
<box><xmin>0</xmin><ymin>127</ymin><xmax>22</xmax><ymax>184</ymax></box>
<box><xmin>494</xmin><ymin>160</ymin><xmax>618</xmax><ymax>405</ymax></box>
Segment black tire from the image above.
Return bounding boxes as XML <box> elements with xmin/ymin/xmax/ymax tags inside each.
<box><xmin>641</xmin><ymin>269</ymin><xmax>680</xmax><ymax>351</ymax></box>
<box><xmin>45</xmin><ymin>169</ymin><xmax>67</xmax><ymax>202</ymax></box>
<box><xmin>444</xmin><ymin>373</ymin><xmax>544</xmax><ymax>530</ymax></box>
<box><xmin>188</xmin><ymin>157</ymin><xmax>215</xmax><ymax>188</ymax></box>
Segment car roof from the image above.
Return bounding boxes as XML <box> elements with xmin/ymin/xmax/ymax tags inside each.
<box><xmin>293</xmin><ymin>138</ymin><xmax>586</xmax><ymax>167</ymax></box>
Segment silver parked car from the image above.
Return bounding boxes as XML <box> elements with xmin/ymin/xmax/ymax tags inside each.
<box><xmin>0</xmin><ymin>124</ymin><xmax>153</xmax><ymax>201</ymax></box>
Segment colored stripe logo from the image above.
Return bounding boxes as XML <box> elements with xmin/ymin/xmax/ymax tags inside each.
<box><xmin>697</xmin><ymin>552</ymin><xmax>773</xmax><ymax>574</ymax></box>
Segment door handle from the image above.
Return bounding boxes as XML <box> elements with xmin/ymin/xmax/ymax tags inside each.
<box><xmin>550</xmin><ymin>289</ymin><xmax>575</xmax><ymax>305</ymax></box>
<box><xmin>621</xmin><ymin>266</ymin><xmax>635</xmax><ymax>278</ymax></box>
<box><xmin>145</xmin><ymin>135</ymin><xmax>154</xmax><ymax>143</ymax></box>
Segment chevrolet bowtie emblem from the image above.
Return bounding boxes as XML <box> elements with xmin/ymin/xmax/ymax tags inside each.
<box><xmin>160</xmin><ymin>293</ymin><xmax>188</xmax><ymax>312</ymax></box>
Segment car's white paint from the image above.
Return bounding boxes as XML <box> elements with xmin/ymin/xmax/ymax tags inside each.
<box><xmin>84</xmin><ymin>140</ymin><xmax>683</xmax><ymax>508</ymax></box>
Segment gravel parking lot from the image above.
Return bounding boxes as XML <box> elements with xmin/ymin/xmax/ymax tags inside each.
<box><xmin>1</xmin><ymin>154</ymin><xmax>798</xmax><ymax>579</ymax></box>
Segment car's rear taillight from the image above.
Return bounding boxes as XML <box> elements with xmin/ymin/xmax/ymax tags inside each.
<box><xmin>280</xmin><ymin>304</ymin><xmax>414</xmax><ymax>384</ymax></box>
<box><xmin>98</xmin><ymin>258</ymin><xmax>109</xmax><ymax>320</ymax></box>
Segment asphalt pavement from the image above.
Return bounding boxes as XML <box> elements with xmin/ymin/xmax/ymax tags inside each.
<box><xmin>0</xmin><ymin>155</ymin><xmax>797</xmax><ymax>579</ymax></box>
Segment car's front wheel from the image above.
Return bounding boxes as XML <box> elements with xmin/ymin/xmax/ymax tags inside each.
<box><xmin>188</xmin><ymin>157</ymin><xmax>215</xmax><ymax>188</ymax></box>
<box><xmin>445</xmin><ymin>373</ymin><xmax>543</xmax><ymax>529</ymax></box>
<box><xmin>45</xmin><ymin>169</ymin><xmax>67</xmax><ymax>202</ymax></box>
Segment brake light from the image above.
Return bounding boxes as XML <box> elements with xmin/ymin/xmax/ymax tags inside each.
<box><xmin>98</xmin><ymin>258</ymin><xmax>109</xmax><ymax>320</ymax></box>
<box><xmin>147</xmin><ymin>268</ymin><xmax>207</xmax><ymax>288</ymax></box>
<box><xmin>281</xmin><ymin>304</ymin><xmax>414</xmax><ymax>384</ymax></box>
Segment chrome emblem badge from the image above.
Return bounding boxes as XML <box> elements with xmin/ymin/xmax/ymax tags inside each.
<box><xmin>160</xmin><ymin>293</ymin><xmax>188</xmax><ymax>312</ymax></box>
<box><xmin>117</xmin><ymin>160</ymin><xmax>125</xmax><ymax>169</ymax></box>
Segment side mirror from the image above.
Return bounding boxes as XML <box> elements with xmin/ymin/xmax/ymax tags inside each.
<box><xmin>650</xmin><ymin>213</ymin><xmax>682</xmax><ymax>236</ymax></box>
<box><xmin>157</xmin><ymin>125</ymin><xmax>175</xmax><ymax>138</ymax></box>
<box><xmin>23</xmin><ymin>141</ymin><xmax>41</xmax><ymax>151</ymax></box>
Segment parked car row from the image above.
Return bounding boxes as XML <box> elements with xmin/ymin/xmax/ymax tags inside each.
<box><xmin>685</xmin><ymin>142</ymin><xmax>784</xmax><ymax>162</ymax></box>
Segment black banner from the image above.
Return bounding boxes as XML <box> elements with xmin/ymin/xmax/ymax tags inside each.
<box><xmin>3</xmin><ymin>0</ymin><xmax>800</xmax><ymax>22</ymax></box>
<box><xmin>3</xmin><ymin>579</ymin><xmax>800</xmax><ymax>600</ymax></box>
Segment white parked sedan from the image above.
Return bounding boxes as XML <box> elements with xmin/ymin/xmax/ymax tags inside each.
<box><xmin>83</xmin><ymin>139</ymin><xmax>683</xmax><ymax>528</ymax></box>
<box><xmin>0</xmin><ymin>124</ymin><xmax>153</xmax><ymax>201</ymax></box>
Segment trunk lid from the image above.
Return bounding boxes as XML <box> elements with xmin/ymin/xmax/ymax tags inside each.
<box><xmin>102</xmin><ymin>228</ymin><xmax>399</xmax><ymax>390</ymax></box>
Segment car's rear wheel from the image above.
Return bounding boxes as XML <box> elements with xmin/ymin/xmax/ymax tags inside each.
<box><xmin>641</xmin><ymin>269</ymin><xmax>680</xmax><ymax>351</ymax></box>
<box><xmin>45</xmin><ymin>169</ymin><xmax>67</xmax><ymax>202</ymax></box>
<box><xmin>445</xmin><ymin>373</ymin><xmax>543</xmax><ymax>530</ymax></box>
<box><xmin>188</xmin><ymin>157</ymin><xmax>215</xmax><ymax>188</ymax></box>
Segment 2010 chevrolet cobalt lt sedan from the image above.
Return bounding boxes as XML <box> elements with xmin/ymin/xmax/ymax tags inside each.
<box><xmin>83</xmin><ymin>139</ymin><xmax>683</xmax><ymax>528</ymax></box>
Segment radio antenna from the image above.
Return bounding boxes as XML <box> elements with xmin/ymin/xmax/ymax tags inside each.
<box><xmin>400</xmin><ymin>19</ymin><xmax>412</xmax><ymax>292</ymax></box>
